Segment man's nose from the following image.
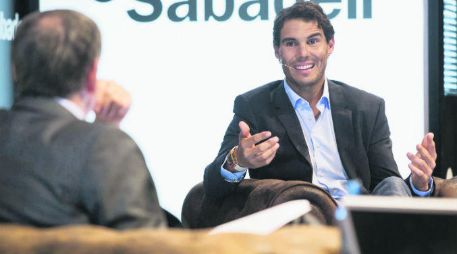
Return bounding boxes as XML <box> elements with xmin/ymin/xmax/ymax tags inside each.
<box><xmin>297</xmin><ymin>43</ymin><xmax>310</xmax><ymax>57</ymax></box>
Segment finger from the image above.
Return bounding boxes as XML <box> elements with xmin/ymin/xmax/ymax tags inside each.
<box><xmin>253</xmin><ymin>136</ymin><xmax>279</xmax><ymax>154</ymax></box>
<box><xmin>426</xmin><ymin>133</ymin><xmax>437</xmax><ymax>160</ymax></box>
<box><xmin>408</xmin><ymin>163</ymin><xmax>426</xmax><ymax>180</ymax></box>
<box><xmin>95</xmin><ymin>80</ymin><xmax>108</xmax><ymax>99</ymax></box>
<box><xmin>421</xmin><ymin>133</ymin><xmax>429</xmax><ymax>147</ymax></box>
<box><xmin>409</xmin><ymin>164</ymin><xmax>429</xmax><ymax>190</ymax></box>
<box><xmin>107</xmin><ymin>95</ymin><xmax>131</xmax><ymax>118</ymax></box>
<box><xmin>254</xmin><ymin>143</ymin><xmax>280</xmax><ymax>162</ymax></box>
<box><xmin>244</xmin><ymin>137</ymin><xmax>279</xmax><ymax>164</ymax></box>
<box><xmin>414</xmin><ymin>156</ymin><xmax>433</xmax><ymax>177</ymax></box>
<box><xmin>416</xmin><ymin>144</ymin><xmax>436</xmax><ymax>170</ymax></box>
<box><xmin>420</xmin><ymin>133</ymin><xmax>436</xmax><ymax>159</ymax></box>
<box><xmin>264</xmin><ymin>143</ymin><xmax>280</xmax><ymax>164</ymax></box>
<box><xmin>250</xmin><ymin>143</ymin><xmax>280</xmax><ymax>168</ymax></box>
<box><xmin>238</xmin><ymin>121</ymin><xmax>251</xmax><ymax>141</ymax></box>
<box><xmin>241</xmin><ymin>131</ymin><xmax>272</xmax><ymax>148</ymax></box>
<box><xmin>97</xmin><ymin>82</ymin><xmax>131</xmax><ymax>121</ymax></box>
<box><xmin>95</xmin><ymin>81</ymin><xmax>110</xmax><ymax>113</ymax></box>
<box><xmin>238</xmin><ymin>136</ymin><xmax>277</xmax><ymax>167</ymax></box>
<box><xmin>115</xmin><ymin>107</ymin><xmax>129</xmax><ymax>120</ymax></box>
<box><xmin>97</xmin><ymin>104</ymin><xmax>109</xmax><ymax>118</ymax></box>
<box><xmin>96</xmin><ymin>101</ymin><xmax>117</xmax><ymax>121</ymax></box>
<box><xmin>105</xmin><ymin>103</ymin><xmax>119</xmax><ymax>120</ymax></box>
<box><xmin>407</xmin><ymin>152</ymin><xmax>433</xmax><ymax>178</ymax></box>
<box><xmin>245</xmin><ymin>137</ymin><xmax>279</xmax><ymax>161</ymax></box>
<box><xmin>102</xmin><ymin>81</ymin><xmax>131</xmax><ymax>107</ymax></box>
<box><xmin>406</xmin><ymin>152</ymin><xmax>416</xmax><ymax>161</ymax></box>
<box><xmin>95</xmin><ymin>80</ymin><xmax>107</xmax><ymax>96</ymax></box>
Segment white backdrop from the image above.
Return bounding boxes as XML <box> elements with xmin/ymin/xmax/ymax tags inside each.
<box><xmin>40</xmin><ymin>0</ymin><xmax>425</xmax><ymax>219</ymax></box>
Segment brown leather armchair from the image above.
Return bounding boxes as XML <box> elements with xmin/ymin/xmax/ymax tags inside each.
<box><xmin>181</xmin><ymin>178</ymin><xmax>338</xmax><ymax>229</ymax></box>
<box><xmin>181</xmin><ymin>176</ymin><xmax>457</xmax><ymax>229</ymax></box>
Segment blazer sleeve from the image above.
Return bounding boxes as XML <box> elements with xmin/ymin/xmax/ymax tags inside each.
<box><xmin>367</xmin><ymin>98</ymin><xmax>402</xmax><ymax>190</ymax></box>
<box><xmin>80</xmin><ymin>126</ymin><xmax>167</xmax><ymax>229</ymax></box>
<box><xmin>203</xmin><ymin>94</ymin><xmax>257</xmax><ymax>200</ymax></box>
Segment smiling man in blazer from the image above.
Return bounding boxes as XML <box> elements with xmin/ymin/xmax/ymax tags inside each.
<box><xmin>204</xmin><ymin>1</ymin><xmax>436</xmax><ymax>201</ymax></box>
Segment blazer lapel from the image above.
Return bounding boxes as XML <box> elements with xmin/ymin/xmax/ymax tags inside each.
<box><xmin>329</xmin><ymin>81</ymin><xmax>358</xmax><ymax>180</ymax></box>
<box><xmin>272</xmin><ymin>82</ymin><xmax>312</xmax><ymax>166</ymax></box>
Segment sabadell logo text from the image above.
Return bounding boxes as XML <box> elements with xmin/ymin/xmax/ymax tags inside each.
<box><xmin>94</xmin><ymin>0</ymin><xmax>372</xmax><ymax>23</ymax></box>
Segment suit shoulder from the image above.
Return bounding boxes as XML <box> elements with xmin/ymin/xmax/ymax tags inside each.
<box><xmin>330</xmin><ymin>80</ymin><xmax>384</xmax><ymax>105</ymax></box>
<box><xmin>89</xmin><ymin>121</ymin><xmax>135</xmax><ymax>143</ymax></box>
<box><xmin>63</xmin><ymin>120</ymin><xmax>135</xmax><ymax>148</ymax></box>
<box><xmin>237</xmin><ymin>80</ymin><xmax>282</xmax><ymax>101</ymax></box>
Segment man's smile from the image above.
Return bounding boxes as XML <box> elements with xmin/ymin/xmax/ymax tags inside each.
<box><xmin>293</xmin><ymin>63</ymin><xmax>314</xmax><ymax>70</ymax></box>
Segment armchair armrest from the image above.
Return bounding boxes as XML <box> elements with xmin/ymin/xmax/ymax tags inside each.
<box><xmin>181</xmin><ymin>179</ymin><xmax>337</xmax><ymax>229</ymax></box>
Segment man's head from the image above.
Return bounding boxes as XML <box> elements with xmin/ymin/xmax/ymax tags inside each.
<box><xmin>12</xmin><ymin>10</ymin><xmax>101</xmax><ymax>98</ymax></box>
<box><xmin>273</xmin><ymin>1</ymin><xmax>335</xmax><ymax>97</ymax></box>
<box><xmin>273</xmin><ymin>1</ymin><xmax>334</xmax><ymax>48</ymax></box>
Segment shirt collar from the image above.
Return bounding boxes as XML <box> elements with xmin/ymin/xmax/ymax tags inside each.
<box><xmin>55</xmin><ymin>97</ymin><xmax>86</xmax><ymax>120</ymax></box>
<box><xmin>283</xmin><ymin>79</ymin><xmax>330</xmax><ymax>110</ymax></box>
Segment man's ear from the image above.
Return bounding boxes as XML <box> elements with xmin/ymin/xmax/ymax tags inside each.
<box><xmin>274</xmin><ymin>46</ymin><xmax>280</xmax><ymax>60</ymax></box>
<box><xmin>327</xmin><ymin>38</ymin><xmax>335</xmax><ymax>55</ymax></box>
<box><xmin>86</xmin><ymin>58</ymin><xmax>98</xmax><ymax>93</ymax></box>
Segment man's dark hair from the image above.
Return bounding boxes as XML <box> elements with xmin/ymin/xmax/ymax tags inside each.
<box><xmin>273</xmin><ymin>1</ymin><xmax>335</xmax><ymax>47</ymax></box>
<box><xmin>12</xmin><ymin>10</ymin><xmax>101</xmax><ymax>98</ymax></box>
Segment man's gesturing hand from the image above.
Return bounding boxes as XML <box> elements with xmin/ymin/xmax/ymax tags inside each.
<box><xmin>235</xmin><ymin>121</ymin><xmax>280</xmax><ymax>169</ymax></box>
<box><xmin>407</xmin><ymin>133</ymin><xmax>437</xmax><ymax>191</ymax></box>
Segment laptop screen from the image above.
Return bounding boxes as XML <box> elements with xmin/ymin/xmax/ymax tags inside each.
<box><xmin>339</xmin><ymin>196</ymin><xmax>457</xmax><ymax>254</ymax></box>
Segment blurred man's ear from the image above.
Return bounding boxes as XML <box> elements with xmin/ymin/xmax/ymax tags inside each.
<box><xmin>274</xmin><ymin>46</ymin><xmax>280</xmax><ymax>60</ymax></box>
<box><xmin>86</xmin><ymin>58</ymin><xmax>98</xmax><ymax>93</ymax></box>
<box><xmin>327</xmin><ymin>38</ymin><xmax>335</xmax><ymax>55</ymax></box>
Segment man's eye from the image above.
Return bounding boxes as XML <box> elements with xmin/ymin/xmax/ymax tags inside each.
<box><xmin>308</xmin><ymin>38</ymin><xmax>319</xmax><ymax>45</ymax></box>
<box><xmin>284</xmin><ymin>41</ymin><xmax>297</xmax><ymax>47</ymax></box>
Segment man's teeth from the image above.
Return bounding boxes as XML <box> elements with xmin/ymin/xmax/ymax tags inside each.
<box><xmin>295</xmin><ymin>64</ymin><xmax>313</xmax><ymax>70</ymax></box>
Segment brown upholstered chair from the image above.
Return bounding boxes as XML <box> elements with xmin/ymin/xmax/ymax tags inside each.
<box><xmin>181</xmin><ymin>176</ymin><xmax>457</xmax><ymax>229</ymax></box>
<box><xmin>181</xmin><ymin>179</ymin><xmax>338</xmax><ymax>229</ymax></box>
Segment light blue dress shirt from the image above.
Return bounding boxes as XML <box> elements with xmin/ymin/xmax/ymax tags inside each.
<box><xmin>284</xmin><ymin>79</ymin><xmax>348</xmax><ymax>199</ymax></box>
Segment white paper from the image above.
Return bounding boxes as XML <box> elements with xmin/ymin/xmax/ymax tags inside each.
<box><xmin>342</xmin><ymin>196</ymin><xmax>457</xmax><ymax>214</ymax></box>
<box><xmin>209</xmin><ymin>199</ymin><xmax>311</xmax><ymax>235</ymax></box>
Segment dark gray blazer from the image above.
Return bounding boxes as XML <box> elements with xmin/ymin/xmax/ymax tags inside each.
<box><xmin>204</xmin><ymin>80</ymin><xmax>402</xmax><ymax>199</ymax></box>
<box><xmin>0</xmin><ymin>97</ymin><xmax>166</xmax><ymax>229</ymax></box>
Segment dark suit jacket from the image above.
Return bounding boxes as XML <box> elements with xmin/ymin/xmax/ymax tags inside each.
<box><xmin>0</xmin><ymin>97</ymin><xmax>166</xmax><ymax>229</ymax></box>
<box><xmin>204</xmin><ymin>80</ymin><xmax>403</xmax><ymax>199</ymax></box>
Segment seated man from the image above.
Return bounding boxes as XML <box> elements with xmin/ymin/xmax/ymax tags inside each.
<box><xmin>0</xmin><ymin>10</ymin><xmax>166</xmax><ymax>229</ymax></box>
<box><xmin>203</xmin><ymin>1</ymin><xmax>436</xmax><ymax>201</ymax></box>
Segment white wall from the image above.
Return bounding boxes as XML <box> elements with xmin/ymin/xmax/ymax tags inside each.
<box><xmin>40</xmin><ymin>0</ymin><xmax>425</xmax><ymax>219</ymax></box>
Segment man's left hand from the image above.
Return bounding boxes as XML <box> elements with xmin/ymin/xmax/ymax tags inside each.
<box><xmin>407</xmin><ymin>133</ymin><xmax>437</xmax><ymax>191</ymax></box>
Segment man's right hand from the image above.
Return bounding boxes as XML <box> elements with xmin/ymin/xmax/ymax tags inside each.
<box><xmin>235</xmin><ymin>121</ymin><xmax>280</xmax><ymax>169</ymax></box>
<box><xmin>407</xmin><ymin>132</ymin><xmax>436</xmax><ymax>191</ymax></box>
<box><xmin>94</xmin><ymin>80</ymin><xmax>131</xmax><ymax>127</ymax></box>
